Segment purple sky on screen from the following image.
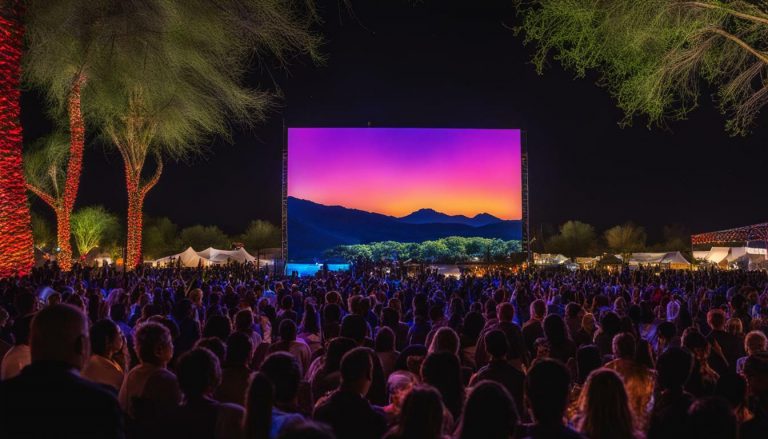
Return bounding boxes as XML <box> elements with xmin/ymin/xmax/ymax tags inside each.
<box><xmin>288</xmin><ymin>127</ymin><xmax>522</xmax><ymax>220</ymax></box>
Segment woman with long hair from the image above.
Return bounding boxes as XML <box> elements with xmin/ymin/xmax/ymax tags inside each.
<box><xmin>243</xmin><ymin>352</ymin><xmax>304</xmax><ymax>439</ymax></box>
<box><xmin>454</xmin><ymin>380</ymin><xmax>518</xmax><ymax>439</ymax></box>
<box><xmin>576</xmin><ymin>368</ymin><xmax>640</xmax><ymax>439</ymax></box>
<box><xmin>543</xmin><ymin>314</ymin><xmax>577</xmax><ymax>363</ymax></box>
<box><xmin>421</xmin><ymin>352</ymin><xmax>465</xmax><ymax>422</ymax></box>
<box><xmin>384</xmin><ymin>385</ymin><xmax>446</xmax><ymax>439</ymax></box>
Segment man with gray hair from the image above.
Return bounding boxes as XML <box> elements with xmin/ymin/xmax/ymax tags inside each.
<box><xmin>0</xmin><ymin>304</ymin><xmax>124</xmax><ymax>438</ymax></box>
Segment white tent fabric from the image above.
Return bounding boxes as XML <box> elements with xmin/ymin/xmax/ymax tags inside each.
<box><xmin>152</xmin><ymin>247</ymin><xmax>213</xmax><ymax>268</ymax></box>
<box><xmin>705</xmin><ymin>247</ymin><xmax>731</xmax><ymax>264</ymax></box>
<box><xmin>151</xmin><ymin>247</ymin><xmax>272</xmax><ymax>268</ymax></box>
<box><xmin>196</xmin><ymin>247</ymin><xmax>257</xmax><ymax>264</ymax></box>
<box><xmin>623</xmin><ymin>252</ymin><xmax>691</xmax><ymax>266</ymax></box>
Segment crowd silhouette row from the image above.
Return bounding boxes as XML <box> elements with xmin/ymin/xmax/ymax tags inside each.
<box><xmin>0</xmin><ymin>263</ymin><xmax>767</xmax><ymax>439</ymax></box>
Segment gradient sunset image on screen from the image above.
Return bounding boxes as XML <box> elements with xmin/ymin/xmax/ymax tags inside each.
<box><xmin>287</xmin><ymin>128</ymin><xmax>523</xmax><ymax>262</ymax></box>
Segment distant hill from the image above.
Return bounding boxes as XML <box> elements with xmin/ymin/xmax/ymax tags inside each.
<box><xmin>287</xmin><ymin>197</ymin><xmax>522</xmax><ymax>260</ymax></box>
<box><xmin>398</xmin><ymin>208</ymin><xmax>503</xmax><ymax>227</ymax></box>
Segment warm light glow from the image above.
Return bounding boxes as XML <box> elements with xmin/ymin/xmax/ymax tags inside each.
<box><xmin>0</xmin><ymin>5</ymin><xmax>34</xmax><ymax>277</ymax></box>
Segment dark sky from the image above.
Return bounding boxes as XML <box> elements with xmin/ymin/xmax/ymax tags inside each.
<box><xmin>22</xmin><ymin>0</ymin><xmax>768</xmax><ymax>242</ymax></box>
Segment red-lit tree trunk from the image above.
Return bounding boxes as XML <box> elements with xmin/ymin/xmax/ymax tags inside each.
<box><xmin>0</xmin><ymin>2</ymin><xmax>34</xmax><ymax>277</ymax></box>
<box><xmin>26</xmin><ymin>75</ymin><xmax>86</xmax><ymax>271</ymax></box>
<box><xmin>122</xmin><ymin>153</ymin><xmax>162</xmax><ymax>269</ymax></box>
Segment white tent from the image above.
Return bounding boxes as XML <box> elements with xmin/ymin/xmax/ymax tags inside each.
<box><xmin>152</xmin><ymin>247</ymin><xmax>213</xmax><ymax>268</ymax></box>
<box><xmin>196</xmin><ymin>247</ymin><xmax>257</xmax><ymax>264</ymax></box>
<box><xmin>623</xmin><ymin>252</ymin><xmax>691</xmax><ymax>268</ymax></box>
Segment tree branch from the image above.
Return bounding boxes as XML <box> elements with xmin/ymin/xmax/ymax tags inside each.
<box><xmin>26</xmin><ymin>183</ymin><xmax>57</xmax><ymax>209</ymax></box>
<box><xmin>705</xmin><ymin>26</ymin><xmax>768</xmax><ymax>64</ymax></box>
<box><xmin>141</xmin><ymin>153</ymin><xmax>163</xmax><ymax>197</ymax></box>
<box><xmin>680</xmin><ymin>1</ymin><xmax>768</xmax><ymax>26</ymax></box>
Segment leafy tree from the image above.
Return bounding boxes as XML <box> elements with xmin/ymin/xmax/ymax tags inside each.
<box><xmin>142</xmin><ymin>216</ymin><xmax>180</xmax><ymax>260</ymax></box>
<box><xmin>179</xmin><ymin>225</ymin><xmax>230</xmax><ymax>251</ymax></box>
<box><xmin>30</xmin><ymin>210</ymin><xmax>54</xmax><ymax>250</ymax></box>
<box><xmin>67</xmin><ymin>0</ymin><xmax>321</xmax><ymax>268</ymax></box>
<box><xmin>0</xmin><ymin>1</ymin><xmax>34</xmax><ymax>276</ymax></box>
<box><xmin>517</xmin><ymin>0</ymin><xmax>768</xmax><ymax>135</ymax></box>
<box><xmin>23</xmin><ymin>133</ymin><xmax>77</xmax><ymax>268</ymax></box>
<box><xmin>70</xmin><ymin>206</ymin><xmax>119</xmax><ymax>257</ymax></box>
<box><xmin>240</xmin><ymin>220</ymin><xmax>280</xmax><ymax>267</ymax></box>
<box><xmin>604</xmin><ymin>223</ymin><xmax>646</xmax><ymax>260</ymax></box>
<box><xmin>545</xmin><ymin>220</ymin><xmax>597</xmax><ymax>257</ymax></box>
<box><xmin>23</xmin><ymin>0</ymin><xmax>100</xmax><ymax>270</ymax></box>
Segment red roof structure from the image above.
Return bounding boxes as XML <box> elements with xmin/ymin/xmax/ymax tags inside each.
<box><xmin>691</xmin><ymin>223</ymin><xmax>768</xmax><ymax>245</ymax></box>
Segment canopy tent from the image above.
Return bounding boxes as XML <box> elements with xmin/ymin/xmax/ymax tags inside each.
<box><xmin>622</xmin><ymin>252</ymin><xmax>691</xmax><ymax>269</ymax></box>
<box><xmin>534</xmin><ymin>253</ymin><xmax>570</xmax><ymax>265</ymax></box>
<box><xmin>150</xmin><ymin>246</ymin><xmax>273</xmax><ymax>268</ymax></box>
<box><xmin>152</xmin><ymin>247</ymin><xmax>213</xmax><ymax>268</ymax></box>
<box><xmin>197</xmin><ymin>247</ymin><xmax>257</xmax><ymax>264</ymax></box>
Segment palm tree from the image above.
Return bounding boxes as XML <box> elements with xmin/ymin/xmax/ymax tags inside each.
<box><xmin>22</xmin><ymin>0</ymin><xmax>101</xmax><ymax>270</ymax></box>
<box><xmin>82</xmin><ymin>1</ymin><xmax>321</xmax><ymax>268</ymax></box>
<box><xmin>0</xmin><ymin>1</ymin><xmax>34</xmax><ymax>276</ymax></box>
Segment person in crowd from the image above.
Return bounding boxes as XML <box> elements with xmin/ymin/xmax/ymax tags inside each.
<box><xmin>0</xmin><ymin>304</ymin><xmax>124</xmax><ymax>438</ymax></box>
<box><xmin>522</xmin><ymin>299</ymin><xmax>546</xmax><ymax>356</ymax></box>
<box><xmin>172</xmin><ymin>299</ymin><xmax>201</xmax><ymax>358</ymax></box>
<box><xmin>375</xmin><ymin>326</ymin><xmax>399</xmax><ymax>378</ymax></box>
<box><xmin>682</xmin><ymin>329</ymin><xmax>719</xmax><ymax>397</ymax></box>
<box><xmin>309</xmin><ymin>336</ymin><xmax>358</xmax><ymax>400</ymax></box>
<box><xmin>458</xmin><ymin>311</ymin><xmax>485</xmax><ymax>369</ymax></box>
<box><xmin>475</xmin><ymin>302</ymin><xmax>528</xmax><ymax>368</ymax></box>
<box><xmin>299</xmin><ymin>303</ymin><xmax>322</xmax><ymax>354</ymax></box>
<box><xmin>705</xmin><ymin>308</ymin><xmax>744</xmax><ymax>375</ymax></box>
<box><xmin>381</xmin><ymin>370</ymin><xmax>418</xmax><ymax>424</ymax></box>
<box><xmin>686</xmin><ymin>397</ymin><xmax>739</xmax><ymax>439</ymax></box>
<box><xmin>575</xmin><ymin>368</ymin><xmax>641</xmax><ymax>439</ymax></box>
<box><xmin>543</xmin><ymin>314</ymin><xmax>577</xmax><ymax>364</ymax></box>
<box><xmin>520</xmin><ymin>358</ymin><xmax>585</xmax><ymax>439</ymax></box>
<box><xmin>421</xmin><ymin>351</ymin><xmax>465</xmax><ymax>423</ymax></box>
<box><xmin>244</xmin><ymin>352</ymin><xmax>305</xmax><ymax>439</ymax></box>
<box><xmin>118</xmin><ymin>321</ymin><xmax>180</xmax><ymax>419</ymax></box>
<box><xmin>314</xmin><ymin>347</ymin><xmax>388</xmax><ymax>439</ymax></box>
<box><xmin>454</xmin><ymin>380</ymin><xmax>518</xmax><ymax>439</ymax></box>
<box><xmin>737</xmin><ymin>330</ymin><xmax>767</xmax><ymax>374</ymax></box>
<box><xmin>234</xmin><ymin>308</ymin><xmax>263</xmax><ymax>352</ymax></box>
<box><xmin>195</xmin><ymin>336</ymin><xmax>227</xmax><ymax>365</ymax></box>
<box><xmin>383</xmin><ymin>385</ymin><xmax>445</xmax><ymax>439</ymax></box>
<box><xmin>270</xmin><ymin>319</ymin><xmax>311</xmax><ymax>376</ymax></box>
<box><xmin>215</xmin><ymin>331</ymin><xmax>253</xmax><ymax>405</ymax></box>
<box><xmin>741</xmin><ymin>352</ymin><xmax>768</xmax><ymax>439</ymax></box>
<box><xmin>574</xmin><ymin>313</ymin><xmax>598</xmax><ymax>348</ymax></box>
<box><xmin>647</xmin><ymin>347</ymin><xmax>694</xmax><ymax>439</ymax></box>
<box><xmin>82</xmin><ymin>318</ymin><xmax>126</xmax><ymax>392</ymax></box>
<box><xmin>428</xmin><ymin>326</ymin><xmax>460</xmax><ymax>356</ymax></box>
<box><xmin>171</xmin><ymin>347</ymin><xmax>244</xmax><ymax>439</ymax></box>
<box><xmin>604</xmin><ymin>332</ymin><xmax>654</xmax><ymax>429</ymax></box>
<box><xmin>0</xmin><ymin>314</ymin><xmax>33</xmax><ymax>380</ymax></box>
<box><xmin>469</xmin><ymin>329</ymin><xmax>525</xmax><ymax>412</ymax></box>
<box><xmin>715</xmin><ymin>372</ymin><xmax>752</xmax><ymax>424</ymax></box>
<box><xmin>593</xmin><ymin>311</ymin><xmax>621</xmax><ymax>359</ymax></box>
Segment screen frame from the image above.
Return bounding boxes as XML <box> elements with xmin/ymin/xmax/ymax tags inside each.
<box><xmin>281</xmin><ymin>124</ymin><xmax>530</xmax><ymax>264</ymax></box>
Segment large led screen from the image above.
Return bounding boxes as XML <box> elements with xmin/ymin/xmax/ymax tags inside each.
<box><xmin>287</xmin><ymin>128</ymin><xmax>523</xmax><ymax>262</ymax></box>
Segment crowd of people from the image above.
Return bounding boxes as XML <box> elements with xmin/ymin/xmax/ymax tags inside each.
<box><xmin>0</xmin><ymin>261</ymin><xmax>768</xmax><ymax>439</ymax></box>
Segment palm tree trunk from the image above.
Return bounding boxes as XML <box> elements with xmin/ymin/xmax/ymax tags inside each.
<box><xmin>55</xmin><ymin>74</ymin><xmax>86</xmax><ymax>270</ymax></box>
<box><xmin>0</xmin><ymin>2</ymin><xmax>34</xmax><ymax>276</ymax></box>
<box><xmin>123</xmin><ymin>154</ymin><xmax>162</xmax><ymax>269</ymax></box>
<box><xmin>125</xmin><ymin>173</ymin><xmax>143</xmax><ymax>269</ymax></box>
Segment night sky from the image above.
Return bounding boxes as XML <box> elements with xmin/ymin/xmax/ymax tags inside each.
<box><xmin>21</xmin><ymin>0</ymin><xmax>768</xmax><ymax>243</ymax></box>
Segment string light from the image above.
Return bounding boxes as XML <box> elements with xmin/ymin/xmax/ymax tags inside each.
<box><xmin>692</xmin><ymin>223</ymin><xmax>768</xmax><ymax>245</ymax></box>
<box><xmin>0</xmin><ymin>5</ymin><xmax>34</xmax><ymax>277</ymax></box>
<box><xmin>124</xmin><ymin>155</ymin><xmax>162</xmax><ymax>269</ymax></box>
